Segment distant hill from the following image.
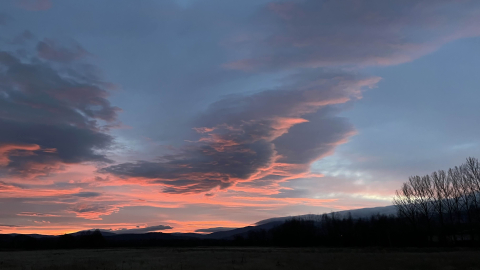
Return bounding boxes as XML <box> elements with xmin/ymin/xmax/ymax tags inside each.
<box><xmin>255</xmin><ymin>205</ymin><xmax>397</xmax><ymax>225</ymax></box>
<box><xmin>188</xmin><ymin>204</ymin><xmax>397</xmax><ymax>240</ymax></box>
<box><xmin>7</xmin><ymin>233</ymin><xmax>57</xmax><ymax>239</ymax></box>
<box><xmin>4</xmin><ymin>204</ymin><xmax>397</xmax><ymax>241</ymax></box>
<box><xmin>69</xmin><ymin>229</ymin><xmax>117</xmax><ymax>237</ymax></box>
<box><xmin>202</xmin><ymin>221</ymin><xmax>284</xmax><ymax>240</ymax></box>
<box><xmin>106</xmin><ymin>232</ymin><xmax>192</xmax><ymax>241</ymax></box>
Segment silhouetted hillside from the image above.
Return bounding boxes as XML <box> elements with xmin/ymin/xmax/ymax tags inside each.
<box><xmin>0</xmin><ymin>204</ymin><xmax>409</xmax><ymax>250</ymax></box>
<box><xmin>203</xmin><ymin>221</ymin><xmax>284</xmax><ymax>240</ymax></box>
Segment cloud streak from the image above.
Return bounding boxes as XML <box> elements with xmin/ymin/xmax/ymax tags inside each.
<box><xmin>195</xmin><ymin>227</ymin><xmax>237</xmax><ymax>233</ymax></box>
<box><xmin>112</xmin><ymin>225</ymin><xmax>173</xmax><ymax>234</ymax></box>
<box><xmin>67</xmin><ymin>204</ymin><xmax>119</xmax><ymax>220</ymax></box>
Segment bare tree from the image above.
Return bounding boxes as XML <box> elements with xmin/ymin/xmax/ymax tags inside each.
<box><xmin>431</xmin><ymin>170</ymin><xmax>447</xmax><ymax>241</ymax></box>
<box><xmin>464</xmin><ymin>158</ymin><xmax>480</xmax><ymax>220</ymax></box>
<box><xmin>393</xmin><ymin>157</ymin><xmax>480</xmax><ymax>244</ymax></box>
<box><xmin>393</xmin><ymin>181</ymin><xmax>418</xmax><ymax>229</ymax></box>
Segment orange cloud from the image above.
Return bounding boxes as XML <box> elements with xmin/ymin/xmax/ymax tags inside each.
<box><xmin>0</xmin><ymin>144</ymin><xmax>41</xmax><ymax>166</ymax></box>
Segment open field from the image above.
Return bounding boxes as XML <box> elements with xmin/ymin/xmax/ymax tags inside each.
<box><xmin>1</xmin><ymin>248</ymin><xmax>480</xmax><ymax>270</ymax></box>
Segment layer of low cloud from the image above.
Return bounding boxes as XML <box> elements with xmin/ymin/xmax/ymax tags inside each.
<box><xmin>17</xmin><ymin>212</ymin><xmax>59</xmax><ymax>217</ymax></box>
<box><xmin>195</xmin><ymin>227</ymin><xmax>237</xmax><ymax>233</ymax></box>
<box><xmin>112</xmin><ymin>225</ymin><xmax>173</xmax><ymax>234</ymax></box>
<box><xmin>0</xmin><ymin>224</ymin><xmax>22</xmax><ymax>227</ymax></box>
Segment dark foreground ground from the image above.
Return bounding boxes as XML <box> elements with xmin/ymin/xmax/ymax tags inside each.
<box><xmin>1</xmin><ymin>247</ymin><xmax>480</xmax><ymax>270</ymax></box>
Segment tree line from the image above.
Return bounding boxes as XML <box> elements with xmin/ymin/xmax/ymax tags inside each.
<box><xmin>393</xmin><ymin>157</ymin><xmax>480</xmax><ymax>244</ymax></box>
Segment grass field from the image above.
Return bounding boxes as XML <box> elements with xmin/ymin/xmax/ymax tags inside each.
<box><xmin>1</xmin><ymin>247</ymin><xmax>480</xmax><ymax>270</ymax></box>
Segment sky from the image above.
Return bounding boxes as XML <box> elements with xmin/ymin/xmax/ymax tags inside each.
<box><xmin>0</xmin><ymin>0</ymin><xmax>480</xmax><ymax>235</ymax></box>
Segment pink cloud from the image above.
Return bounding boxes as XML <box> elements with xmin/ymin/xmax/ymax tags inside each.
<box><xmin>67</xmin><ymin>204</ymin><xmax>120</xmax><ymax>220</ymax></box>
<box><xmin>0</xmin><ymin>144</ymin><xmax>41</xmax><ymax>166</ymax></box>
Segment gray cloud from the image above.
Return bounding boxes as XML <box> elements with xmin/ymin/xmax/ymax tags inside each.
<box><xmin>102</xmin><ymin>140</ymin><xmax>275</xmax><ymax>193</ymax></box>
<box><xmin>102</xmin><ymin>71</ymin><xmax>379</xmax><ymax>193</ymax></box>
<box><xmin>226</xmin><ymin>0</ymin><xmax>480</xmax><ymax>70</ymax></box>
<box><xmin>273</xmin><ymin>112</ymin><xmax>355</xmax><ymax>165</ymax></box>
<box><xmin>67</xmin><ymin>204</ymin><xmax>118</xmax><ymax>220</ymax></box>
<box><xmin>71</xmin><ymin>192</ymin><xmax>102</xmax><ymax>198</ymax></box>
<box><xmin>37</xmin><ymin>39</ymin><xmax>89</xmax><ymax>63</ymax></box>
<box><xmin>69</xmin><ymin>204</ymin><xmax>108</xmax><ymax>213</ymax></box>
<box><xmin>0</xmin><ymin>47</ymin><xmax>119</xmax><ymax>176</ymax></box>
<box><xmin>17</xmin><ymin>212</ymin><xmax>59</xmax><ymax>217</ymax></box>
<box><xmin>0</xmin><ymin>120</ymin><xmax>113</xmax><ymax>176</ymax></box>
<box><xmin>10</xmin><ymin>30</ymin><xmax>35</xmax><ymax>45</ymax></box>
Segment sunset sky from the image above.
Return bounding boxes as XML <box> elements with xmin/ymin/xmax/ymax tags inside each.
<box><xmin>1</xmin><ymin>0</ymin><xmax>480</xmax><ymax>235</ymax></box>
